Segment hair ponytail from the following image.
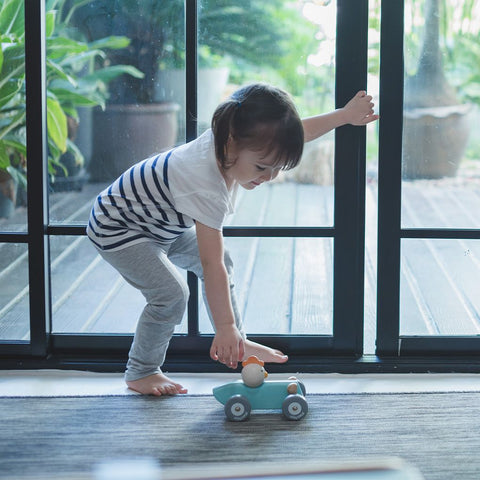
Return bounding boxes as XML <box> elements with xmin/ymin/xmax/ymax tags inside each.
<box><xmin>211</xmin><ymin>100</ymin><xmax>239</xmax><ymax>167</ymax></box>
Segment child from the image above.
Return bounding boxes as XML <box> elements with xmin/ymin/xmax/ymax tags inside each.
<box><xmin>87</xmin><ymin>83</ymin><xmax>378</xmax><ymax>396</ymax></box>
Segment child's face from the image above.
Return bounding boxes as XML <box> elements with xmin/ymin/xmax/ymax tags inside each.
<box><xmin>224</xmin><ymin>148</ymin><xmax>282</xmax><ymax>190</ymax></box>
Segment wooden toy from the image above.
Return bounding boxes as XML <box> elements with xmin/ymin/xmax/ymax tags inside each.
<box><xmin>213</xmin><ymin>355</ymin><xmax>308</xmax><ymax>421</ymax></box>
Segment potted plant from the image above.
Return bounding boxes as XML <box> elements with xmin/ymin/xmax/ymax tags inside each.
<box><xmin>0</xmin><ymin>0</ymin><xmax>142</xmax><ymax>216</ymax></box>
<box><xmin>402</xmin><ymin>0</ymin><xmax>472</xmax><ymax>179</ymax></box>
<box><xmin>74</xmin><ymin>0</ymin><xmax>309</xmax><ymax>180</ymax></box>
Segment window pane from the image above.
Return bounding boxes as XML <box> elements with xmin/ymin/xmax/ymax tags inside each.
<box><xmin>402</xmin><ymin>0</ymin><xmax>480</xmax><ymax>228</ymax></box>
<box><xmin>50</xmin><ymin>235</ymin><xmax>137</xmax><ymax>333</ymax></box>
<box><xmin>0</xmin><ymin>244</ymin><xmax>30</xmax><ymax>341</ymax></box>
<box><xmin>400</xmin><ymin>239</ymin><xmax>480</xmax><ymax>336</ymax></box>
<box><xmin>199</xmin><ymin>0</ymin><xmax>336</xmax><ymax>227</ymax></box>
<box><xmin>50</xmin><ymin>235</ymin><xmax>189</xmax><ymax>334</ymax></box>
<box><xmin>47</xmin><ymin>1</ymin><xmax>184</xmax><ymax>223</ymax></box>
<box><xmin>200</xmin><ymin>238</ymin><xmax>333</xmax><ymax>335</ymax></box>
<box><xmin>0</xmin><ymin>3</ymin><xmax>27</xmax><ymax>232</ymax></box>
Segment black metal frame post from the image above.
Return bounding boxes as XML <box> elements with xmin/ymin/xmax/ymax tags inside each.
<box><xmin>376</xmin><ymin>0</ymin><xmax>404</xmax><ymax>356</ymax></box>
<box><xmin>25</xmin><ymin>0</ymin><xmax>51</xmax><ymax>356</ymax></box>
<box><xmin>333</xmin><ymin>0</ymin><xmax>369</xmax><ymax>355</ymax></box>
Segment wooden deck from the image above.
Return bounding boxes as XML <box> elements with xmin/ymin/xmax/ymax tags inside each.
<box><xmin>1</xmin><ymin>173</ymin><xmax>480</xmax><ymax>354</ymax></box>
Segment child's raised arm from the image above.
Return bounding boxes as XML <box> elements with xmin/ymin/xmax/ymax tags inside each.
<box><xmin>302</xmin><ymin>90</ymin><xmax>379</xmax><ymax>142</ymax></box>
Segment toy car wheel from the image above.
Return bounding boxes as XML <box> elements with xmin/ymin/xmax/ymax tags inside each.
<box><xmin>225</xmin><ymin>395</ymin><xmax>251</xmax><ymax>422</ymax></box>
<box><xmin>282</xmin><ymin>394</ymin><xmax>308</xmax><ymax>420</ymax></box>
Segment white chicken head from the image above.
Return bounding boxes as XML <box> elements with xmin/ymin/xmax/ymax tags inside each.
<box><xmin>241</xmin><ymin>355</ymin><xmax>268</xmax><ymax>387</ymax></box>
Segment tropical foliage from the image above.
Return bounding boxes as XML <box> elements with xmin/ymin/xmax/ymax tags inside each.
<box><xmin>0</xmin><ymin>0</ymin><xmax>142</xmax><ymax>187</ymax></box>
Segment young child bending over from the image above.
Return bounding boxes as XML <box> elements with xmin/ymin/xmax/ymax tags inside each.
<box><xmin>87</xmin><ymin>84</ymin><xmax>378</xmax><ymax>395</ymax></box>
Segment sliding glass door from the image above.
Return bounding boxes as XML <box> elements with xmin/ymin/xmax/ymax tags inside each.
<box><xmin>0</xmin><ymin>0</ymin><xmax>370</xmax><ymax>370</ymax></box>
<box><xmin>376</xmin><ymin>0</ymin><xmax>480</xmax><ymax>360</ymax></box>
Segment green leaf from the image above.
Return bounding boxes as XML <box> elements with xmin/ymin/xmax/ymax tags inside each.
<box><xmin>89</xmin><ymin>36</ymin><xmax>131</xmax><ymax>51</ymax></box>
<box><xmin>46</xmin><ymin>37</ymin><xmax>88</xmax><ymax>60</ymax></box>
<box><xmin>0</xmin><ymin>109</ymin><xmax>25</xmax><ymax>140</ymax></box>
<box><xmin>46</xmin><ymin>97</ymin><xmax>67</xmax><ymax>153</ymax></box>
<box><xmin>0</xmin><ymin>0</ymin><xmax>24</xmax><ymax>37</ymax></box>
<box><xmin>49</xmin><ymin>87</ymin><xmax>105</xmax><ymax>109</ymax></box>
<box><xmin>3</xmin><ymin>138</ymin><xmax>26</xmax><ymax>158</ymax></box>
<box><xmin>84</xmin><ymin>65</ymin><xmax>145</xmax><ymax>84</ymax></box>
<box><xmin>45</xmin><ymin>10</ymin><xmax>57</xmax><ymax>38</ymax></box>
<box><xmin>66</xmin><ymin>138</ymin><xmax>85</xmax><ymax>168</ymax></box>
<box><xmin>46</xmin><ymin>58</ymin><xmax>78</xmax><ymax>88</ymax></box>
<box><xmin>0</xmin><ymin>141</ymin><xmax>10</xmax><ymax>170</ymax></box>
<box><xmin>58</xmin><ymin>49</ymin><xmax>106</xmax><ymax>68</ymax></box>
<box><xmin>0</xmin><ymin>45</ymin><xmax>25</xmax><ymax>82</ymax></box>
<box><xmin>0</xmin><ymin>78</ymin><xmax>23</xmax><ymax>109</ymax></box>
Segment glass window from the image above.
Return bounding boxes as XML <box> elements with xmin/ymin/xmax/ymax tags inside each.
<box><xmin>0</xmin><ymin>243</ymin><xmax>30</xmax><ymax>341</ymax></box>
<box><xmin>200</xmin><ymin>238</ymin><xmax>333</xmax><ymax>335</ymax></box>
<box><xmin>402</xmin><ymin>0</ymin><xmax>480</xmax><ymax>229</ymax></box>
<box><xmin>400</xmin><ymin>239</ymin><xmax>480</xmax><ymax>336</ymax></box>
<box><xmin>199</xmin><ymin>0</ymin><xmax>336</xmax><ymax>228</ymax></box>
<box><xmin>47</xmin><ymin>0</ymin><xmax>184</xmax><ymax>224</ymax></box>
<box><xmin>0</xmin><ymin>0</ymin><xmax>27</xmax><ymax>232</ymax></box>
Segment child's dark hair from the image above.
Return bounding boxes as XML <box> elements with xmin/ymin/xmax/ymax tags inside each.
<box><xmin>211</xmin><ymin>83</ymin><xmax>304</xmax><ymax>171</ymax></box>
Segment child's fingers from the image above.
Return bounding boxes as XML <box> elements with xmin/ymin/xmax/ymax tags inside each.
<box><xmin>210</xmin><ymin>342</ymin><xmax>219</xmax><ymax>362</ymax></box>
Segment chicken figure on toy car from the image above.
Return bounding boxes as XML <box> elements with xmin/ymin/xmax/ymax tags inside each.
<box><xmin>213</xmin><ymin>355</ymin><xmax>308</xmax><ymax>421</ymax></box>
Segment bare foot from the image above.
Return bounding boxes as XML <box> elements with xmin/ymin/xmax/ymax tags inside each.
<box><xmin>126</xmin><ymin>373</ymin><xmax>188</xmax><ymax>396</ymax></box>
<box><xmin>243</xmin><ymin>339</ymin><xmax>288</xmax><ymax>363</ymax></box>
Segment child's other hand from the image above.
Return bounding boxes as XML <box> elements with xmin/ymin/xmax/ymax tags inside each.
<box><xmin>210</xmin><ymin>324</ymin><xmax>245</xmax><ymax>369</ymax></box>
<box><xmin>342</xmin><ymin>90</ymin><xmax>379</xmax><ymax>126</ymax></box>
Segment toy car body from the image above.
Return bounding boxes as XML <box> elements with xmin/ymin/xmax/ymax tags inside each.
<box><xmin>213</xmin><ymin>379</ymin><xmax>308</xmax><ymax>421</ymax></box>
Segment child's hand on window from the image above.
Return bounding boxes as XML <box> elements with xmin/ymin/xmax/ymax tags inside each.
<box><xmin>342</xmin><ymin>90</ymin><xmax>379</xmax><ymax>126</ymax></box>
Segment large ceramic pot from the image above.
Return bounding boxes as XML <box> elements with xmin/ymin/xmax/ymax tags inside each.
<box><xmin>402</xmin><ymin>0</ymin><xmax>471</xmax><ymax>180</ymax></box>
<box><xmin>89</xmin><ymin>102</ymin><xmax>180</xmax><ymax>182</ymax></box>
<box><xmin>402</xmin><ymin>104</ymin><xmax>471</xmax><ymax>179</ymax></box>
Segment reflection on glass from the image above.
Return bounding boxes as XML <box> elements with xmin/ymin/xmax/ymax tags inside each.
<box><xmin>0</xmin><ymin>243</ymin><xmax>30</xmax><ymax>341</ymax></box>
<box><xmin>400</xmin><ymin>239</ymin><xmax>480</xmax><ymax>336</ymax></box>
<box><xmin>0</xmin><ymin>2</ymin><xmax>27</xmax><ymax>232</ymax></box>
<box><xmin>200</xmin><ymin>238</ymin><xmax>334</xmax><ymax>335</ymax></box>
<box><xmin>402</xmin><ymin>0</ymin><xmax>480</xmax><ymax>228</ymax></box>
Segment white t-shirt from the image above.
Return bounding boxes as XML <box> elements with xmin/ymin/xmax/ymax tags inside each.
<box><xmin>87</xmin><ymin>129</ymin><xmax>236</xmax><ymax>251</ymax></box>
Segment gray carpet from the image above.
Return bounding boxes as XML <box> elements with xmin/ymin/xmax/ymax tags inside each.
<box><xmin>1</xmin><ymin>392</ymin><xmax>480</xmax><ymax>479</ymax></box>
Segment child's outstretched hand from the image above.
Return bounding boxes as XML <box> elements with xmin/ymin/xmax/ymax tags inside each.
<box><xmin>342</xmin><ymin>90</ymin><xmax>379</xmax><ymax>126</ymax></box>
<box><xmin>210</xmin><ymin>324</ymin><xmax>245</xmax><ymax>369</ymax></box>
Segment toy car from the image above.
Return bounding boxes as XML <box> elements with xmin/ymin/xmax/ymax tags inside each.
<box><xmin>213</xmin><ymin>377</ymin><xmax>308</xmax><ymax>422</ymax></box>
<box><xmin>213</xmin><ymin>355</ymin><xmax>308</xmax><ymax>422</ymax></box>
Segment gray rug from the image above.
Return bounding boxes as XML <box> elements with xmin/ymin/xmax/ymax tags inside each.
<box><xmin>1</xmin><ymin>392</ymin><xmax>480</xmax><ymax>480</ymax></box>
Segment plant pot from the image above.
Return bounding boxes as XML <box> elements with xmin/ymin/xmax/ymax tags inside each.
<box><xmin>89</xmin><ymin>102</ymin><xmax>180</xmax><ymax>182</ymax></box>
<box><xmin>402</xmin><ymin>104</ymin><xmax>471</xmax><ymax>179</ymax></box>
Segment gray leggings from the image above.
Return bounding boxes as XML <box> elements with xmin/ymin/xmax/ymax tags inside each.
<box><xmin>94</xmin><ymin>228</ymin><xmax>245</xmax><ymax>381</ymax></box>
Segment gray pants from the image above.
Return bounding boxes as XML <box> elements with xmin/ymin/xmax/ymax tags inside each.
<box><xmin>94</xmin><ymin>228</ymin><xmax>245</xmax><ymax>381</ymax></box>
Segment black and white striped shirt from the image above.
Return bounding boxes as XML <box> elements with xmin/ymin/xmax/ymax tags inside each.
<box><xmin>87</xmin><ymin>130</ymin><xmax>235</xmax><ymax>251</ymax></box>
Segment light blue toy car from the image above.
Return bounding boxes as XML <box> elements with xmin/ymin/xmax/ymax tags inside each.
<box><xmin>213</xmin><ymin>378</ymin><xmax>308</xmax><ymax>421</ymax></box>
